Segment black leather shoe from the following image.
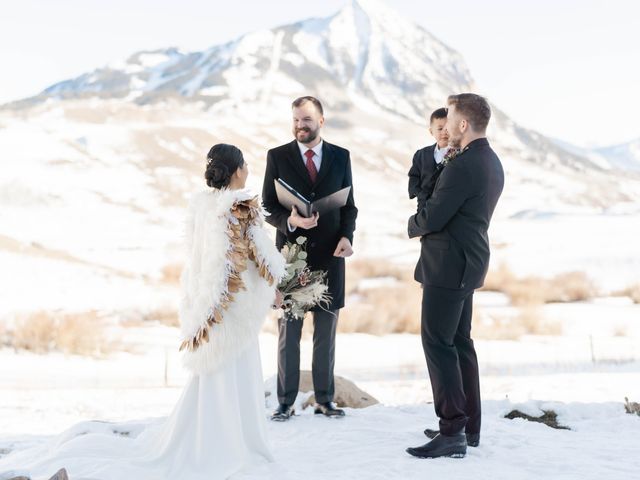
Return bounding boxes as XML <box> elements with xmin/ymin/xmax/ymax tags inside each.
<box><xmin>314</xmin><ymin>402</ymin><xmax>345</xmax><ymax>417</ymax></box>
<box><xmin>424</xmin><ymin>428</ymin><xmax>480</xmax><ymax>447</ymax></box>
<box><xmin>407</xmin><ymin>432</ymin><xmax>467</xmax><ymax>458</ymax></box>
<box><xmin>271</xmin><ymin>403</ymin><xmax>295</xmax><ymax>421</ymax></box>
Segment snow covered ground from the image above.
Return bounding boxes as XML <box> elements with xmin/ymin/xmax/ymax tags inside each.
<box><xmin>1</xmin><ymin>298</ymin><xmax>639</xmax><ymax>479</ymax></box>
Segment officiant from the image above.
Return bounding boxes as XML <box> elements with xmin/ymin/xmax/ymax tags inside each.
<box><xmin>262</xmin><ymin>96</ymin><xmax>358</xmax><ymax>421</ymax></box>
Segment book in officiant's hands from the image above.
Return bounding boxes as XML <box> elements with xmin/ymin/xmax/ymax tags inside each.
<box><xmin>274</xmin><ymin>179</ymin><xmax>351</xmax><ymax>218</ymax></box>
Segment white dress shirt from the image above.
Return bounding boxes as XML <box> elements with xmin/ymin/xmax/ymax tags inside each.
<box><xmin>434</xmin><ymin>144</ymin><xmax>449</xmax><ymax>165</ymax></box>
<box><xmin>288</xmin><ymin>140</ymin><xmax>324</xmax><ymax>232</ymax></box>
<box><xmin>297</xmin><ymin>140</ymin><xmax>323</xmax><ymax>171</ymax></box>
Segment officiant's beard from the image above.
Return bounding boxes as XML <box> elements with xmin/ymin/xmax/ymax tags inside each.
<box><xmin>294</xmin><ymin>127</ymin><xmax>319</xmax><ymax>144</ymax></box>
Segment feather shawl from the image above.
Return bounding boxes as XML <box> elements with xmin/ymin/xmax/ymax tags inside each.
<box><xmin>178</xmin><ymin>188</ymin><xmax>286</xmax><ymax>374</ymax></box>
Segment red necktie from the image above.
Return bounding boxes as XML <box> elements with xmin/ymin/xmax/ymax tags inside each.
<box><xmin>304</xmin><ymin>149</ymin><xmax>318</xmax><ymax>183</ymax></box>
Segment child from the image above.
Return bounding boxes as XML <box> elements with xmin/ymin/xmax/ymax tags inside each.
<box><xmin>408</xmin><ymin>107</ymin><xmax>450</xmax><ymax>211</ymax></box>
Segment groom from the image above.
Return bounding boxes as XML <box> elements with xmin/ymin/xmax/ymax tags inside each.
<box><xmin>406</xmin><ymin>93</ymin><xmax>504</xmax><ymax>458</ymax></box>
<box><xmin>262</xmin><ymin>96</ymin><xmax>358</xmax><ymax>421</ymax></box>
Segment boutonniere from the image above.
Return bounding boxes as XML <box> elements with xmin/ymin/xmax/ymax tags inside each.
<box><xmin>441</xmin><ymin>147</ymin><xmax>460</xmax><ymax>167</ymax></box>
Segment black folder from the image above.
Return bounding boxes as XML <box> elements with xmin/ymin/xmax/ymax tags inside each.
<box><xmin>274</xmin><ymin>179</ymin><xmax>351</xmax><ymax>218</ymax></box>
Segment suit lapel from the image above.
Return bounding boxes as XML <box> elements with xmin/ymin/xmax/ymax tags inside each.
<box><xmin>426</xmin><ymin>144</ymin><xmax>437</xmax><ymax>172</ymax></box>
<box><xmin>286</xmin><ymin>140</ymin><xmax>313</xmax><ymax>189</ymax></box>
<box><xmin>315</xmin><ymin>140</ymin><xmax>335</xmax><ymax>188</ymax></box>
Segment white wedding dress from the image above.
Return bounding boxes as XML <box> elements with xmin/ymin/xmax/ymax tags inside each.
<box><xmin>0</xmin><ymin>188</ymin><xmax>287</xmax><ymax>480</ymax></box>
<box><xmin>0</xmin><ymin>338</ymin><xmax>273</xmax><ymax>480</ymax></box>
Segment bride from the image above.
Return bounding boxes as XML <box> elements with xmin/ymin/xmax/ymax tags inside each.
<box><xmin>0</xmin><ymin>144</ymin><xmax>287</xmax><ymax>480</ymax></box>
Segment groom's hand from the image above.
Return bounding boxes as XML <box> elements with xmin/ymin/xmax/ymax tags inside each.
<box><xmin>288</xmin><ymin>206</ymin><xmax>319</xmax><ymax>230</ymax></box>
<box><xmin>333</xmin><ymin>237</ymin><xmax>353</xmax><ymax>257</ymax></box>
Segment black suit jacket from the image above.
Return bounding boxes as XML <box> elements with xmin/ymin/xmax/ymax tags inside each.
<box><xmin>408</xmin><ymin>138</ymin><xmax>504</xmax><ymax>290</ymax></box>
<box><xmin>262</xmin><ymin>140</ymin><xmax>358</xmax><ymax>310</ymax></box>
<box><xmin>408</xmin><ymin>143</ymin><xmax>437</xmax><ymax>202</ymax></box>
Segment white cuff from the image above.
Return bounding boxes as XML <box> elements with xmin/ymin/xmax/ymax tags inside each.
<box><xmin>287</xmin><ymin>219</ymin><xmax>297</xmax><ymax>232</ymax></box>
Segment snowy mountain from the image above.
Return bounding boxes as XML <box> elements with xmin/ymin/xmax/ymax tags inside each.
<box><xmin>2</xmin><ymin>0</ymin><xmax>640</xmax><ymax>315</ymax></box>
<box><xmin>14</xmin><ymin>0</ymin><xmax>472</xmax><ymax>122</ymax></box>
<box><xmin>552</xmin><ymin>137</ymin><xmax>640</xmax><ymax>173</ymax></box>
<box><xmin>594</xmin><ymin>138</ymin><xmax>640</xmax><ymax>172</ymax></box>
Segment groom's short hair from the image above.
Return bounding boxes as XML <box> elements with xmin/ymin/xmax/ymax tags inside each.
<box><xmin>429</xmin><ymin>107</ymin><xmax>448</xmax><ymax>124</ymax></box>
<box><xmin>447</xmin><ymin>93</ymin><xmax>491</xmax><ymax>132</ymax></box>
<box><xmin>292</xmin><ymin>96</ymin><xmax>324</xmax><ymax>116</ymax></box>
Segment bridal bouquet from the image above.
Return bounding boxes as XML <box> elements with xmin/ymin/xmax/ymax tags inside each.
<box><xmin>278</xmin><ymin>237</ymin><xmax>331</xmax><ymax>319</ymax></box>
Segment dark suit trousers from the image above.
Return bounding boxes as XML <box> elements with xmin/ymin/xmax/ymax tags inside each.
<box><xmin>421</xmin><ymin>286</ymin><xmax>481</xmax><ymax>435</ymax></box>
<box><xmin>277</xmin><ymin>309</ymin><xmax>339</xmax><ymax>405</ymax></box>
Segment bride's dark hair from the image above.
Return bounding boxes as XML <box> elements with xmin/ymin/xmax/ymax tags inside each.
<box><xmin>205</xmin><ymin>144</ymin><xmax>245</xmax><ymax>189</ymax></box>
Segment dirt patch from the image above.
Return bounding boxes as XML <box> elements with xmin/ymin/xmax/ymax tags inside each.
<box><xmin>624</xmin><ymin>397</ymin><xmax>640</xmax><ymax>416</ymax></box>
<box><xmin>473</xmin><ymin>307</ymin><xmax>562</xmax><ymax>340</ymax></box>
<box><xmin>504</xmin><ymin>409</ymin><xmax>570</xmax><ymax>430</ymax></box>
<box><xmin>482</xmin><ymin>265</ymin><xmax>598</xmax><ymax>306</ymax></box>
<box><xmin>141</xmin><ymin>307</ymin><xmax>180</xmax><ymax>327</ymax></box>
<box><xmin>7</xmin><ymin>310</ymin><xmax>114</xmax><ymax>356</ymax></box>
<box><xmin>616</xmin><ymin>285</ymin><xmax>640</xmax><ymax>304</ymax></box>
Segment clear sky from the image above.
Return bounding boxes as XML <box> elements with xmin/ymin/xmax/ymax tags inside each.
<box><xmin>1</xmin><ymin>0</ymin><xmax>638</xmax><ymax>147</ymax></box>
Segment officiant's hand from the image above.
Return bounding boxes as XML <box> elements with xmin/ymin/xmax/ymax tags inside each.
<box><xmin>333</xmin><ymin>237</ymin><xmax>353</xmax><ymax>257</ymax></box>
<box><xmin>289</xmin><ymin>206</ymin><xmax>319</xmax><ymax>230</ymax></box>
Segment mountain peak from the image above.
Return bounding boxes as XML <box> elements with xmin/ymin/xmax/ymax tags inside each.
<box><xmin>333</xmin><ymin>0</ymin><xmax>416</xmax><ymax>33</ymax></box>
<box><xmin>344</xmin><ymin>0</ymin><xmax>396</xmax><ymax>18</ymax></box>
